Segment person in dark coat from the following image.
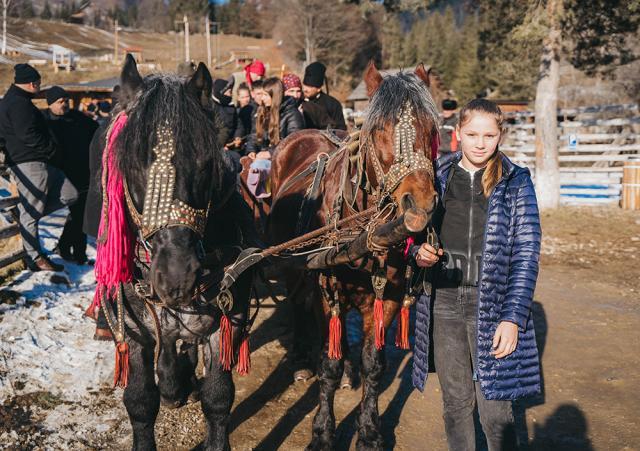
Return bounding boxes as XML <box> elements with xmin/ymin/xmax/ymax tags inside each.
<box><xmin>213</xmin><ymin>77</ymin><xmax>238</xmax><ymax>146</ymax></box>
<box><xmin>0</xmin><ymin>64</ymin><xmax>78</xmax><ymax>272</ymax></box>
<box><xmin>44</xmin><ymin>86</ymin><xmax>98</xmax><ymax>264</ymax></box>
<box><xmin>438</xmin><ymin>98</ymin><xmax>459</xmax><ymax>157</ymax></box>
<box><xmin>411</xmin><ymin>99</ymin><xmax>541</xmax><ymax>451</ymax></box>
<box><xmin>212</xmin><ymin>77</ymin><xmax>242</xmax><ymax>170</ymax></box>
<box><xmin>301</xmin><ymin>61</ymin><xmax>346</xmax><ymax>130</ymax></box>
<box><xmin>245</xmin><ymin>77</ymin><xmax>304</xmax><ymax>159</ymax></box>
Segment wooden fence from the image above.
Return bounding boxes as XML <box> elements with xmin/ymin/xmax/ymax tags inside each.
<box><xmin>0</xmin><ymin>164</ymin><xmax>25</xmax><ymax>271</ymax></box>
<box><xmin>501</xmin><ymin>103</ymin><xmax>640</xmax><ymax>205</ymax></box>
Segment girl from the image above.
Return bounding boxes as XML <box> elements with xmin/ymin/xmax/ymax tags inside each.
<box><xmin>412</xmin><ymin>98</ymin><xmax>541</xmax><ymax>450</ymax></box>
<box><xmin>246</xmin><ymin>77</ymin><xmax>304</xmax><ymax>161</ymax></box>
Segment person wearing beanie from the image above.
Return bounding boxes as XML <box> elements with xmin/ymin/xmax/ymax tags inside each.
<box><xmin>43</xmin><ymin>86</ymin><xmax>98</xmax><ymax>264</ymax></box>
<box><xmin>283</xmin><ymin>73</ymin><xmax>303</xmax><ymax>104</ymax></box>
<box><xmin>439</xmin><ymin>98</ymin><xmax>459</xmax><ymax>157</ymax></box>
<box><xmin>0</xmin><ymin>68</ymin><xmax>78</xmax><ymax>272</ymax></box>
<box><xmin>301</xmin><ymin>61</ymin><xmax>346</xmax><ymax>130</ymax></box>
<box><xmin>244</xmin><ymin>60</ymin><xmax>266</xmax><ymax>88</ymax></box>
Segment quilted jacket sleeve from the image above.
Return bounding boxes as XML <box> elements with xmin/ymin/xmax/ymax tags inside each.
<box><xmin>500</xmin><ymin>174</ymin><xmax>541</xmax><ymax>331</ymax></box>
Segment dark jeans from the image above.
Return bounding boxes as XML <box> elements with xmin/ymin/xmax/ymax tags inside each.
<box><xmin>433</xmin><ymin>286</ymin><xmax>517</xmax><ymax>451</ymax></box>
<box><xmin>10</xmin><ymin>162</ymin><xmax>78</xmax><ymax>260</ymax></box>
<box><xmin>58</xmin><ymin>191</ymin><xmax>87</xmax><ymax>260</ymax></box>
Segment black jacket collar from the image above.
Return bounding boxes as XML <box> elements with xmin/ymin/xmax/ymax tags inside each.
<box><xmin>7</xmin><ymin>84</ymin><xmax>35</xmax><ymax>100</ymax></box>
<box><xmin>436</xmin><ymin>150</ymin><xmax>521</xmax><ymax>197</ymax></box>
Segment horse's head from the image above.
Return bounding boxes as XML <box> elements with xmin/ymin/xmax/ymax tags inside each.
<box><xmin>115</xmin><ymin>55</ymin><xmax>223</xmax><ymax>308</ymax></box>
<box><xmin>361</xmin><ymin>62</ymin><xmax>439</xmax><ymax>223</ymax></box>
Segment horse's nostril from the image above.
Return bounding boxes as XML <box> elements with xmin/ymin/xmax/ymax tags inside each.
<box><xmin>401</xmin><ymin>193</ymin><xmax>416</xmax><ymax>211</ymax></box>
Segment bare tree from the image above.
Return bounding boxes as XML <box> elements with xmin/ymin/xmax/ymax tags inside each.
<box><xmin>2</xmin><ymin>0</ymin><xmax>13</xmax><ymax>56</ymax></box>
<box><xmin>274</xmin><ymin>0</ymin><xmax>373</xmax><ymax>82</ymax></box>
<box><xmin>534</xmin><ymin>0</ymin><xmax>562</xmax><ymax>209</ymax></box>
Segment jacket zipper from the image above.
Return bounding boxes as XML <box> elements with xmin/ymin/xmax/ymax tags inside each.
<box><xmin>474</xmin><ymin>178</ymin><xmax>503</xmax><ymax>386</ymax></box>
<box><xmin>467</xmin><ymin>170</ymin><xmax>475</xmax><ymax>284</ymax></box>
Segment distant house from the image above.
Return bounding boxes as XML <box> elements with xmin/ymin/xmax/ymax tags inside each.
<box><xmin>491</xmin><ymin>99</ymin><xmax>530</xmax><ymax>114</ymax></box>
<box><xmin>347</xmin><ymin>67</ymin><xmax>448</xmax><ymax>113</ymax></box>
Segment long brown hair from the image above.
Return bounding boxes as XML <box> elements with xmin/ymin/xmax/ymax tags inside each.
<box><xmin>458</xmin><ymin>98</ymin><xmax>504</xmax><ymax>197</ymax></box>
<box><xmin>256</xmin><ymin>77</ymin><xmax>284</xmax><ymax>148</ymax></box>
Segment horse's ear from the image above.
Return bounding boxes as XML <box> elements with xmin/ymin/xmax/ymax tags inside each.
<box><xmin>187</xmin><ymin>62</ymin><xmax>213</xmax><ymax>107</ymax></box>
<box><xmin>364</xmin><ymin>60</ymin><xmax>383</xmax><ymax>98</ymax></box>
<box><xmin>119</xmin><ymin>54</ymin><xmax>143</xmax><ymax>103</ymax></box>
<box><xmin>414</xmin><ymin>63</ymin><xmax>431</xmax><ymax>88</ymax></box>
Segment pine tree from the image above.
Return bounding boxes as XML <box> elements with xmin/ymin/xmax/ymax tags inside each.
<box><xmin>41</xmin><ymin>0</ymin><xmax>52</xmax><ymax>20</ymax></box>
<box><xmin>449</xmin><ymin>17</ymin><xmax>483</xmax><ymax>102</ymax></box>
<box><xmin>20</xmin><ymin>0</ymin><xmax>35</xmax><ymax>18</ymax></box>
<box><xmin>381</xmin><ymin>14</ymin><xmax>404</xmax><ymax>68</ymax></box>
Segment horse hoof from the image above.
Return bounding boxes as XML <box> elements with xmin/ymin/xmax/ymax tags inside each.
<box><xmin>306</xmin><ymin>437</ymin><xmax>333</xmax><ymax>451</ymax></box>
<box><xmin>160</xmin><ymin>397</ymin><xmax>185</xmax><ymax>409</ymax></box>
<box><xmin>294</xmin><ymin>368</ymin><xmax>313</xmax><ymax>383</ymax></box>
<box><xmin>340</xmin><ymin>373</ymin><xmax>353</xmax><ymax>390</ymax></box>
<box><xmin>356</xmin><ymin>437</ymin><xmax>384</xmax><ymax>451</ymax></box>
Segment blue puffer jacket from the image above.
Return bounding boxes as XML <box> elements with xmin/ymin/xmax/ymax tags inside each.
<box><xmin>412</xmin><ymin>151</ymin><xmax>542</xmax><ymax>400</ymax></box>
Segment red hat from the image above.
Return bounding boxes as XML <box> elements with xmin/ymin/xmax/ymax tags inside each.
<box><xmin>244</xmin><ymin>60</ymin><xmax>266</xmax><ymax>87</ymax></box>
<box><xmin>282</xmin><ymin>73</ymin><xmax>302</xmax><ymax>91</ymax></box>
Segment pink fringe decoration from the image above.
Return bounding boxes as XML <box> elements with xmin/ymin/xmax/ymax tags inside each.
<box><xmin>91</xmin><ymin>113</ymin><xmax>134</xmax><ymax>309</ymax></box>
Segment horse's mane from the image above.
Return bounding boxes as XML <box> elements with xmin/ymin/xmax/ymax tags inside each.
<box><xmin>361</xmin><ymin>71</ymin><xmax>440</xmax><ymax>143</ymax></box>
<box><xmin>115</xmin><ymin>73</ymin><xmax>225</xmax><ymax>203</ymax></box>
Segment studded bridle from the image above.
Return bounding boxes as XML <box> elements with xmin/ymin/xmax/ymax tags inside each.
<box><xmin>123</xmin><ymin>122</ymin><xmax>210</xmax><ymax>241</ymax></box>
<box><xmin>365</xmin><ymin>101</ymin><xmax>435</xmax><ymax>201</ymax></box>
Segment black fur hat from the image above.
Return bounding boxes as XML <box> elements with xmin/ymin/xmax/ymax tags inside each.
<box><xmin>303</xmin><ymin>62</ymin><xmax>326</xmax><ymax>88</ymax></box>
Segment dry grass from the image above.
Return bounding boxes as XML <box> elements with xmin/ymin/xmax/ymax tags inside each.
<box><xmin>1</xmin><ymin>18</ymin><xmax>289</xmax><ymax>92</ymax></box>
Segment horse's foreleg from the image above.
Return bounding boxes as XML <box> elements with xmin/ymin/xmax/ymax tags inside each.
<box><xmin>356</xmin><ymin>298</ymin><xmax>400</xmax><ymax>450</ymax></box>
<box><xmin>200</xmin><ymin>314</ymin><xmax>245</xmax><ymax>451</ymax></box>
<box><xmin>123</xmin><ymin>341</ymin><xmax>160</xmax><ymax>451</ymax></box>
<box><xmin>307</xmin><ymin>309</ymin><xmax>344</xmax><ymax>451</ymax></box>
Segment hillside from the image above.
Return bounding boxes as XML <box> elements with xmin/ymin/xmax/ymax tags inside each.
<box><xmin>0</xmin><ymin>17</ymin><xmax>290</xmax><ymax>92</ymax></box>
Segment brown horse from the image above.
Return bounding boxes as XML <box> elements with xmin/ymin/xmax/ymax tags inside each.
<box><xmin>267</xmin><ymin>62</ymin><xmax>440</xmax><ymax>450</ymax></box>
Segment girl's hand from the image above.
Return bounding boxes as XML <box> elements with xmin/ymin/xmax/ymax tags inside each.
<box><xmin>415</xmin><ymin>243</ymin><xmax>443</xmax><ymax>268</ymax></box>
<box><xmin>492</xmin><ymin>321</ymin><xmax>518</xmax><ymax>359</ymax></box>
<box><xmin>248</xmin><ymin>152</ymin><xmax>256</xmax><ymax>160</ymax></box>
<box><xmin>256</xmin><ymin>151</ymin><xmax>271</xmax><ymax>160</ymax></box>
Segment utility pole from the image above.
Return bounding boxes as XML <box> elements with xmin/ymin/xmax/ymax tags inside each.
<box><xmin>113</xmin><ymin>19</ymin><xmax>119</xmax><ymax>64</ymax></box>
<box><xmin>211</xmin><ymin>21</ymin><xmax>220</xmax><ymax>66</ymax></box>
<box><xmin>183</xmin><ymin>15</ymin><xmax>190</xmax><ymax>62</ymax></box>
<box><xmin>205</xmin><ymin>17</ymin><xmax>211</xmax><ymax>68</ymax></box>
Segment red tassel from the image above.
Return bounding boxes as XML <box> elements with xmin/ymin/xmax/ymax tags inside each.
<box><xmin>113</xmin><ymin>341</ymin><xmax>130</xmax><ymax>388</ymax></box>
<box><xmin>328</xmin><ymin>312</ymin><xmax>342</xmax><ymax>360</ymax></box>
<box><xmin>395</xmin><ymin>305</ymin><xmax>410</xmax><ymax>350</ymax></box>
<box><xmin>219</xmin><ymin>315</ymin><xmax>233</xmax><ymax>371</ymax></box>
<box><xmin>237</xmin><ymin>334</ymin><xmax>251</xmax><ymax>375</ymax></box>
<box><xmin>374</xmin><ymin>298</ymin><xmax>385</xmax><ymax>350</ymax></box>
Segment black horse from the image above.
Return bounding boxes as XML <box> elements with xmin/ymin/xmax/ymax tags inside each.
<box><xmin>97</xmin><ymin>55</ymin><xmax>253</xmax><ymax>451</ymax></box>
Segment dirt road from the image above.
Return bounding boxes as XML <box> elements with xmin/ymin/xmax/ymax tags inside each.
<box><xmin>2</xmin><ymin>207</ymin><xmax>639</xmax><ymax>450</ymax></box>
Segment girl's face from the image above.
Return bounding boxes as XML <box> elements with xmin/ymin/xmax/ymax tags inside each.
<box><xmin>238</xmin><ymin>89</ymin><xmax>250</xmax><ymax>107</ymax></box>
<box><xmin>457</xmin><ymin>112</ymin><xmax>501</xmax><ymax>169</ymax></box>
<box><xmin>285</xmin><ymin>87</ymin><xmax>302</xmax><ymax>100</ymax></box>
<box><xmin>262</xmin><ymin>91</ymin><xmax>272</xmax><ymax>107</ymax></box>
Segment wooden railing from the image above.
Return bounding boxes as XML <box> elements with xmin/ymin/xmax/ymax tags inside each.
<box><xmin>0</xmin><ymin>164</ymin><xmax>25</xmax><ymax>271</ymax></box>
<box><xmin>502</xmin><ymin>104</ymin><xmax>640</xmax><ymax>205</ymax></box>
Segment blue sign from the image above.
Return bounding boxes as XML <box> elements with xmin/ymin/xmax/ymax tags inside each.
<box><xmin>568</xmin><ymin>134</ymin><xmax>578</xmax><ymax>149</ymax></box>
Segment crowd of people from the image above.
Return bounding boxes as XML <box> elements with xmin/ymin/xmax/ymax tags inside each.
<box><xmin>0</xmin><ymin>59</ymin><xmax>350</xmax><ymax>272</ymax></box>
<box><xmin>0</xmin><ymin>64</ymin><xmax>97</xmax><ymax>271</ymax></box>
